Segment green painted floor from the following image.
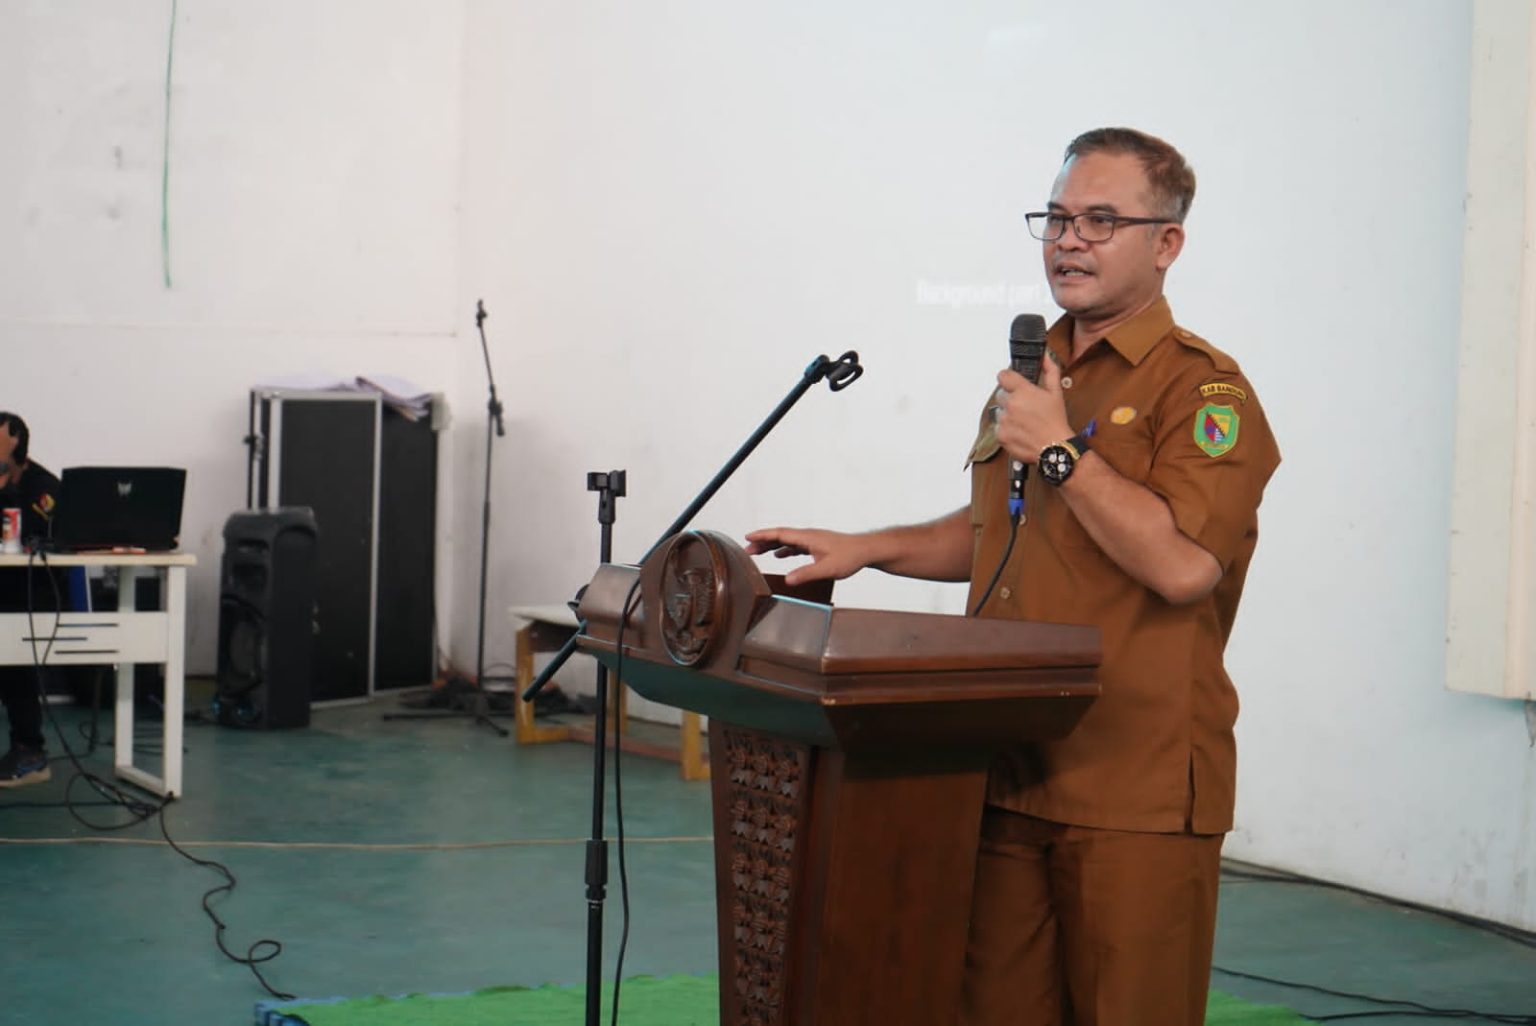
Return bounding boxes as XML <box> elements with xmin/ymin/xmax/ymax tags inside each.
<box><xmin>1</xmin><ymin>692</ymin><xmax>1532</xmax><ymax>1025</ymax></box>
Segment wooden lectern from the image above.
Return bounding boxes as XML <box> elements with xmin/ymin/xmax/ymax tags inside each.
<box><xmin>577</xmin><ymin>531</ymin><xmax>1101</xmax><ymax>1026</ymax></box>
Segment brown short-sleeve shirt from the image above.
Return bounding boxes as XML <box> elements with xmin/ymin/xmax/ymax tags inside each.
<box><xmin>965</xmin><ymin>297</ymin><xmax>1280</xmax><ymax>834</ymax></box>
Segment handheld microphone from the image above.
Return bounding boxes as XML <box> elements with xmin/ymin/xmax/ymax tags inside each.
<box><xmin>1007</xmin><ymin>314</ymin><xmax>1047</xmax><ymax>519</ymax></box>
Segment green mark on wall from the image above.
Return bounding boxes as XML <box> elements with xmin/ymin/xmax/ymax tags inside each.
<box><xmin>160</xmin><ymin>0</ymin><xmax>178</xmax><ymax>289</ymax></box>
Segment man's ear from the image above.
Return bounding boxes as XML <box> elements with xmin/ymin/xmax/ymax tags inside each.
<box><xmin>1154</xmin><ymin>223</ymin><xmax>1184</xmax><ymax>272</ymax></box>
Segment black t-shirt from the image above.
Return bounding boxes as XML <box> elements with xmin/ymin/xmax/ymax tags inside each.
<box><xmin>0</xmin><ymin>460</ymin><xmax>62</xmax><ymax>611</ymax></box>
<box><xmin>0</xmin><ymin>460</ymin><xmax>61</xmax><ymax>546</ymax></box>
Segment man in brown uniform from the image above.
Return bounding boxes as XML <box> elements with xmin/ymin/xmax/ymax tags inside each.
<box><xmin>747</xmin><ymin>127</ymin><xmax>1280</xmax><ymax>1025</ymax></box>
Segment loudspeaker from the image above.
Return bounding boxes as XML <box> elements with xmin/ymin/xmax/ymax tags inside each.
<box><xmin>214</xmin><ymin>508</ymin><xmax>319</xmax><ymax>729</ymax></box>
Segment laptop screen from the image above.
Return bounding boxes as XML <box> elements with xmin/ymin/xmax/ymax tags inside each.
<box><xmin>50</xmin><ymin>467</ymin><xmax>187</xmax><ymax>552</ymax></box>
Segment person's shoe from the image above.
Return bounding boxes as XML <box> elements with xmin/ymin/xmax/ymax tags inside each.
<box><xmin>0</xmin><ymin>746</ymin><xmax>51</xmax><ymax>788</ymax></box>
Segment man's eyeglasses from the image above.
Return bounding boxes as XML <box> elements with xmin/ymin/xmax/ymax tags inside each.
<box><xmin>1026</xmin><ymin>211</ymin><xmax>1174</xmax><ymax>243</ymax></box>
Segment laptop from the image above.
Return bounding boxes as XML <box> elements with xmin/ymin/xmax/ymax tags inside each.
<box><xmin>49</xmin><ymin>467</ymin><xmax>187</xmax><ymax>552</ymax></box>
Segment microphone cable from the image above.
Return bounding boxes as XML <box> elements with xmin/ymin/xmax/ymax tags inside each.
<box><xmin>973</xmin><ymin>313</ymin><xmax>1044</xmax><ymax>618</ymax></box>
<box><xmin>968</xmin><ymin>514</ymin><xmax>1020</xmax><ymax>618</ymax></box>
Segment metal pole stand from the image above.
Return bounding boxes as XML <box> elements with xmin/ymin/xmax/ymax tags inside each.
<box><xmin>582</xmin><ymin>469</ymin><xmax>625</xmax><ymax>1026</ymax></box>
<box><xmin>384</xmin><ymin>299</ymin><xmax>513</xmax><ymax>734</ymax></box>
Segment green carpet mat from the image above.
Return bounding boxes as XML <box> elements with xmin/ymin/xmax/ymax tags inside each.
<box><xmin>259</xmin><ymin>974</ymin><xmax>1309</xmax><ymax>1025</ymax></box>
<box><xmin>1207</xmin><ymin>990</ymin><xmax>1309</xmax><ymax>1024</ymax></box>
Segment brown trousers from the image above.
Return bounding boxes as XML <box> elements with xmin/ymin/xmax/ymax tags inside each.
<box><xmin>960</xmin><ymin>807</ymin><xmax>1224</xmax><ymax>1026</ymax></box>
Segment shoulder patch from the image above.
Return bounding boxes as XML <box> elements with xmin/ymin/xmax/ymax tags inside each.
<box><xmin>1199</xmin><ymin>381</ymin><xmax>1248</xmax><ymax>402</ymax></box>
<box><xmin>1194</xmin><ymin>403</ymin><xmax>1240</xmax><ymax>457</ymax></box>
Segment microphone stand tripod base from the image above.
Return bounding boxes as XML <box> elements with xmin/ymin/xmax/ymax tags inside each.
<box><xmin>382</xmin><ymin>673</ymin><xmax>514</xmax><ymax>736</ymax></box>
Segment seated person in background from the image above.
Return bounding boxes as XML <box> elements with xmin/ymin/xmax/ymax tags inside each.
<box><xmin>0</xmin><ymin>412</ymin><xmax>61</xmax><ymax>787</ymax></box>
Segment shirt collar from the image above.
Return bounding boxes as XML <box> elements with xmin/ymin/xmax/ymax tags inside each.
<box><xmin>1046</xmin><ymin>295</ymin><xmax>1175</xmax><ymax>368</ymax></box>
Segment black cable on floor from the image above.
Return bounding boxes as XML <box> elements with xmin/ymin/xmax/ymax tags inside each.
<box><xmin>1220</xmin><ymin>865</ymin><xmax>1536</xmax><ymax>950</ymax></box>
<box><xmin>1215</xmin><ymin>865</ymin><xmax>1536</xmax><ymax>1024</ymax></box>
<box><xmin>155</xmin><ymin>804</ymin><xmax>294</xmax><ymax>1001</ymax></box>
<box><xmin>16</xmin><ymin>552</ymin><xmax>292</xmax><ymax>1001</ymax></box>
<box><xmin>1212</xmin><ymin>965</ymin><xmax>1535</xmax><ymax>1024</ymax></box>
<box><xmin>0</xmin><ymin>798</ymin><xmax>125</xmax><ymax>809</ymax></box>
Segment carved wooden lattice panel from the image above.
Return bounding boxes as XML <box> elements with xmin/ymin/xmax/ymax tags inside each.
<box><xmin>722</xmin><ymin>726</ymin><xmax>809</xmax><ymax>1026</ymax></box>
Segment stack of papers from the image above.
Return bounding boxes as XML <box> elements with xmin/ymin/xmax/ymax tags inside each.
<box><xmin>253</xmin><ymin>374</ymin><xmax>439</xmax><ymax>422</ymax></box>
<box><xmin>355</xmin><ymin>374</ymin><xmax>435</xmax><ymax>420</ymax></box>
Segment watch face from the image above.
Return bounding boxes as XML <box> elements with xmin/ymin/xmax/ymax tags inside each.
<box><xmin>1039</xmin><ymin>444</ymin><xmax>1075</xmax><ymax>485</ymax></box>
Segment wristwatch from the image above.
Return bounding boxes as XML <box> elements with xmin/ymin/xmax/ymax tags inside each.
<box><xmin>1038</xmin><ymin>432</ymin><xmax>1092</xmax><ymax>486</ymax></box>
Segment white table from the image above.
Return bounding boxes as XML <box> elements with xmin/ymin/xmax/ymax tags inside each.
<box><xmin>0</xmin><ymin>552</ymin><xmax>196</xmax><ymax>797</ymax></box>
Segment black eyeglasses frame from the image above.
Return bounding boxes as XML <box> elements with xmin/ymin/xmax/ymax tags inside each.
<box><xmin>1025</xmin><ymin>211</ymin><xmax>1176</xmax><ymax>242</ymax></box>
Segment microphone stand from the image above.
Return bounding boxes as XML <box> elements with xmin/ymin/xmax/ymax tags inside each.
<box><xmin>529</xmin><ymin>351</ymin><xmax>862</xmax><ymax>1026</ymax></box>
<box><xmin>473</xmin><ymin>298</ymin><xmax>510</xmax><ymax>724</ymax></box>
<box><xmin>521</xmin><ymin>350</ymin><xmax>863</xmax><ymax>707</ymax></box>
<box><xmin>581</xmin><ymin>469</ymin><xmax>623</xmax><ymax>1026</ymax></box>
<box><xmin>384</xmin><ymin>299</ymin><xmax>512</xmax><ymax>734</ymax></box>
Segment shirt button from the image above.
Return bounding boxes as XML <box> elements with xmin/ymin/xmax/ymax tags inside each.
<box><xmin>1061</xmin><ymin>376</ymin><xmax>1074</xmax><ymax>390</ymax></box>
<box><xmin>999</xmin><ymin>586</ymin><xmax>1012</xmax><ymax>600</ymax></box>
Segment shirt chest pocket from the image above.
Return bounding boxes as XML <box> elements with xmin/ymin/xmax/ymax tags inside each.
<box><xmin>1088</xmin><ymin>420</ymin><xmax>1153</xmax><ymax>485</ymax></box>
<box><xmin>1053</xmin><ymin>420</ymin><xmax>1154</xmax><ymax>552</ymax></box>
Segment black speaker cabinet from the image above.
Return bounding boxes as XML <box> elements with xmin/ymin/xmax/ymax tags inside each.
<box><xmin>245</xmin><ymin>389</ymin><xmax>438</xmax><ymax>701</ymax></box>
<box><xmin>249</xmin><ymin>391</ymin><xmax>378</xmax><ymax>702</ymax></box>
<box><xmin>375</xmin><ymin>405</ymin><xmax>438</xmax><ymax>690</ymax></box>
<box><xmin>215</xmin><ymin>508</ymin><xmax>319</xmax><ymax>729</ymax></box>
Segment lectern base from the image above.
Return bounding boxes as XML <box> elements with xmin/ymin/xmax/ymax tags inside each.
<box><xmin>709</xmin><ymin>722</ymin><xmax>990</xmax><ymax>1026</ymax></box>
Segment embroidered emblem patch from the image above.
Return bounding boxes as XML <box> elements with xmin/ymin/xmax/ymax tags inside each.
<box><xmin>1200</xmin><ymin>382</ymin><xmax>1247</xmax><ymax>402</ymax></box>
<box><xmin>1110</xmin><ymin>406</ymin><xmax>1137</xmax><ymax>425</ymax></box>
<box><xmin>1194</xmin><ymin>403</ymin><xmax>1240</xmax><ymax>457</ymax></box>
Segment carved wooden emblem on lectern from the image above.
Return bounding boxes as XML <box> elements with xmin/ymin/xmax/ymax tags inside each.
<box><xmin>660</xmin><ymin>531</ymin><xmax>731</xmax><ymax>666</ymax></box>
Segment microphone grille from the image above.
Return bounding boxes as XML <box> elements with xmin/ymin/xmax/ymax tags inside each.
<box><xmin>1010</xmin><ymin>313</ymin><xmax>1047</xmax><ymax>343</ymax></box>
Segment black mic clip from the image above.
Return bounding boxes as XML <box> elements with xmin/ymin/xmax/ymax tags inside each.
<box><xmin>807</xmin><ymin>351</ymin><xmax>863</xmax><ymax>392</ymax></box>
<box><xmin>476</xmin><ymin>299</ymin><xmax>488</xmax><ymax>329</ymax></box>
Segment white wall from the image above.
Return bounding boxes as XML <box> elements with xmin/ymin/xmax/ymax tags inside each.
<box><xmin>1</xmin><ymin>1</ymin><xmax>470</xmax><ymax>669</ymax></box>
<box><xmin>6</xmin><ymin>0</ymin><xmax>1532</xmax><ymax>933</ymax></box>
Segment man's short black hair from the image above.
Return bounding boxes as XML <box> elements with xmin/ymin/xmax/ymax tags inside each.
<box><xmin>1065</xmin><ymin>127</ymin><xmax>1197</xmax><ymax>223</ymax></box>
<box><xmin>0</xmin><ymin>412</ymin><xmax>30</xmax><ymax>464</ymax></box>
